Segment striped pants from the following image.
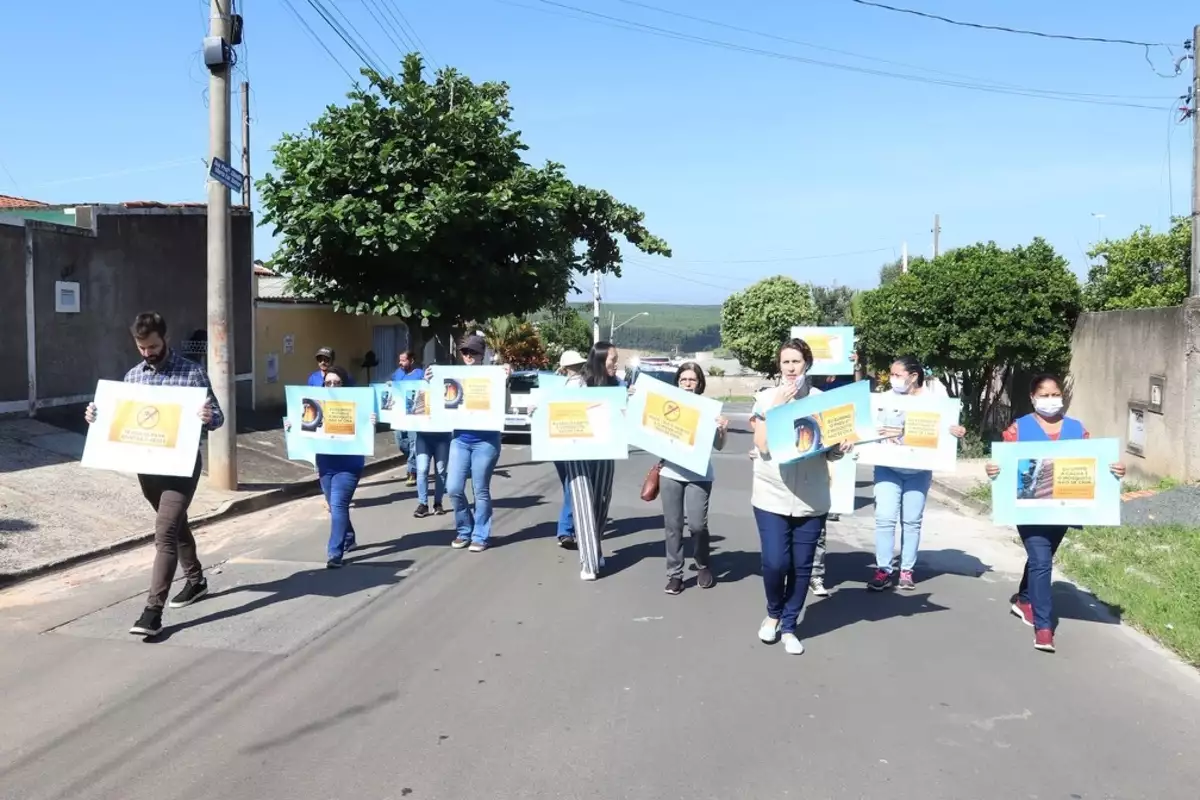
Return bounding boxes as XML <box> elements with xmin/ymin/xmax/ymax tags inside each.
<box><xmin>563</xmin><ymin>459</ymin><xmax>615</xmax><ymax>576</ymax></box>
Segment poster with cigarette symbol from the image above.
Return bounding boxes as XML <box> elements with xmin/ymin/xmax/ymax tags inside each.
<box><xmin>530</xmin><ymin>386</ymin><xmax>628</xmax><ymax>461</ymax></box>
<box><xmin>81</xmin><ymin>380</ymin><xmax>207</xmax><ymax>476</ymax></box>
<box><xmin>626</xmin><ymin>374</ymin><xmax>722</xmax><ymax>476</ymax></box>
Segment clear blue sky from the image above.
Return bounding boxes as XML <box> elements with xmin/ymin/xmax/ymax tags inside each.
<box><xmin>1</xmin><ymin>0</ymin><xmax>1193</xmax><ymax>305</ymax></box>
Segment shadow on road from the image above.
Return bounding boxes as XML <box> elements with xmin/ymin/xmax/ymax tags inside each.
<box><xmin>799</xmin><ymin>588</ymin><xmax>950</xmax><ymax>641</ymax></box>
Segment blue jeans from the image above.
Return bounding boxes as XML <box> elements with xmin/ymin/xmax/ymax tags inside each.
<box><xmin>873</xmin><ymin>466</ymin><xmax>933</xmax><ymax>573</ymax></box>
<box><xmin>319</xmin><ymin>468</ymin><xmax>361</xmax><ymax>561</ymax></box>
<box><xmin>394</xmin><ymin>430</ymin><xmax>416</xmax><ymax>475</ymax></box>
<box><xmin>1017</xmin><ymin>525</ymin><xmax>1067</xmax><ymax>630</ymax></box>
<box><xmin>416</xmin><ymin>433</ymin><xmax>450</xmax><ymax>507</ymax></box>
<box><xmin>554</xmin><ymin>461</ymin><xmax>574</xmax><ymax>539</ymax></box>
<box><xmin>447</xmin><ymin>435</ymin><xmax>501</xmax><ymax>544</ymax></box>
<box><xmin>753</xmin><ymin>507</ymin><xmax>824</xmax><ymax>632</ymax></box>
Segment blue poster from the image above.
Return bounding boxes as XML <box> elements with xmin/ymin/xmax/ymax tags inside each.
<box><xmin>285</xmin><ymin>385</ymin><xmax>376</xmax><ymax>458</ymax></box>
<box><xmin>764</xmin><ymin>380</ymin><xmax>874</xmax><ymax>464</ymax></box>
<box><xmin>990</xmin><ymin>438</ymin><xmax>1122</xmax><ymax>527</ymax></box>
<box><xmin>790</xmin><ymin>325</ymin><xmax>856</xmax><ymax>376</ymax></box>
<box><xmin>530</xmin><ymin>386</ymin><xmax>629</xmax><ymax>461</ymax></box>
<box><xmin>535</xmin><ymin>372</ymin><xmax>569</xmax><ymax>391</ymax></box>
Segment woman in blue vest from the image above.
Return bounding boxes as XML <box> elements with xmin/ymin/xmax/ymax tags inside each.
<box><xmin>985</xmin><ymin>373</ymin><xmax>1125</xmax><ymax>653</ymax></box>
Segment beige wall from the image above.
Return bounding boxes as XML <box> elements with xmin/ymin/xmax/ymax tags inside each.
<box><xmin>1067</xmin><ymin>302</ymin><xmax>1200</xmax><ymax>482</ymax></box>
<box><xmin>255</xmin><ymin>304</ymin><xmax>409</xmax><ymax>410</ymax></box>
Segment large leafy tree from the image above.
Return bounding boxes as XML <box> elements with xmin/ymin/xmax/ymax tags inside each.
<box><xmin>810</xmin><ymin>284</ymin><xmax>855</xmax><ymax>326</ymax></box>
<box><xmin>535</xmin><ymin>306</ymin><xmax>592</xmax><ymax>360</ymax></box>
<box><xmin>1082</xmin><ymin>217</ymin><xmax>1191</xmax><ymax>311</ymax></box>
<box><xmin>721</xmin><ymin>276</ymin><xmax>817</xmax><ymax>377</ymax></box>
<box><xmin>856</xmin><ymin>239</ymin><xmax>1081</xmax><ymax>432</ymax></box>
<box><xmin>257</xmin><ymin>55</ymin><xmax>670</xmax><ymax>335</ymax></box>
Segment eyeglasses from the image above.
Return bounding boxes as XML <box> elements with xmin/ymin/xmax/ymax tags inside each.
<box><xmin>461</xmin><ymin>349</ymin><xmax>480</xmax><ymax>357</ymax></box>
<box><xmin>316</xmin><ymin>356</ymin><xmax>331</xmax><ymax>364</ymax></box>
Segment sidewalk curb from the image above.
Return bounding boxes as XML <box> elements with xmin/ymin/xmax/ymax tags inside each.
<box><xmin>0</xmin><ymin>453</ymin><xmax>409</xmax><ymax>591</ymax></box>
<box><xmin>929</xmin><ymin>477</ymin><xmax>990</xmax><ymax>517</ymax></box>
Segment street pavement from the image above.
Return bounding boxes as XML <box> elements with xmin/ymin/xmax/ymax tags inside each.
<box><xmin>1</xmin><ymin>426</ymin><xmax>1199</xmax><ymax>799</ymax></box>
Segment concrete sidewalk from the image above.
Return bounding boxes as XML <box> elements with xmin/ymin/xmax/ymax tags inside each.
<box><xmin>0</xmin><ymin>415</ymin><xmax>407</xmax><ymax>581</ymax></box>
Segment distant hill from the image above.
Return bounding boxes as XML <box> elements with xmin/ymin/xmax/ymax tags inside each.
<box><xmin>570</xmin><ymin>303</ymin><xmax>722</xmax><ymax>353</ymax></box>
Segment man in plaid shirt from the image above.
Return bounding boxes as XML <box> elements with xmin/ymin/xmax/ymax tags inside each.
<box><xmin>84</xmin><ymin>311</ymin><xmax>224</xmax><ymax>637</ymax></box>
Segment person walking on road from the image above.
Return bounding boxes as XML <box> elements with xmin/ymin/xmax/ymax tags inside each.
<box><xmin>660</xmin><ymin>362</ymin><xmax>728</xmax><ymax>594</ymax></box>
<box><xmin>868</xmin><ymin>355</ymin><xmax>966</xmax><ymax>593</ymax></box>
<box><xmin>84</xmin><ymin>312</ymin><xmax>224</xmax><ymax>638</ymax></box>
<box><xmin>561</xmin><ymin>342</ymin><xmax>623</xmax><ymax>580</ymax></box>
<box><xmin>410</xmin><ymin>384</ymin><xmax>449</xmax><ymax>518</ymax></box>
<box><xmin>552</xmin><ymin>349</ymin><xmax>587</xmax><ymax>548</ymax></box>
<box><xmin>750</xmin><ymin>444</ymin><xmax>832</xmax><ymax>597</ymax></box>
<box><xmin>392</xmin><ymin>350</ymin><xmax>424</xmax><ymax>487</ymax></box>
<box><xmin>284</xmin><ymin>366</ymin><xmax>376</xmax><ymax>568</ymax></box>
<box><xmin>985</xmin><ymin>374</ymin><xmax>1125</xmax><ymax>653</ymax></box>
<box><xmin>441</xmin><ymin>335</ymin><xmax>506</xmax><ymax>553</ymax></box>
<box><xmin>749</xmin><ymin>338</ymin><xmax>852</xmax><ymax>656</ymax></box>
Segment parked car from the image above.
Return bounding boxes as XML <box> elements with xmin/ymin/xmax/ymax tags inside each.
<box><xmin>625</xmin><ymin>364</ymin><xmax>678</xmax><ymax>388</ymax></box>
<box><xmin>504</xmin><ymin>370</ymin><xmax>553</xmax><ymax>436</ymax></box>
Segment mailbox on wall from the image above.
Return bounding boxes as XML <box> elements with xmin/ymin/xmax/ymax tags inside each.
<box><xmin>1127</xmin><ymin>401</ymin><xmax>1147</xmax><ymax>458</ymax></box>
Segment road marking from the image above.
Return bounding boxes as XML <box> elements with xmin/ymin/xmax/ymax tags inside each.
<box><xmin>632</xmin><ymin>615</ymin><xmax>663</xmax><ymax>622</ymax></box>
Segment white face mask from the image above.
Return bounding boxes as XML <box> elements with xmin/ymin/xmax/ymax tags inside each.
<box><xmin>890</xmin><ymin>376</ymin><xmax>911</xmax><ymax>394</ymax></box>
<box><xmin>1034</xmin><ymin>397</ymin><xmax>1064</xmax><ymax>417</ymax></box>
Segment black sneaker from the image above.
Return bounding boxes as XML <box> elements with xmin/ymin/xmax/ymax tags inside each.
<box><xmin>130</xmin><ymin>606</ymin><xmax>163</xmax><ymax>637</ymax></box>
<box><xmin>326</xmin><ymin>557</ymin><xmax>344</xmax><ymax>569</ymax></box>
<box><xmin>557</xmin><ymin>536</ymin><xmax>577</xmax><ymax>549</ymax></box>
<box><xmin>868</xmin><ymin>568</ymin><xmax>893</xmax><ymax>592</ymax></box>
<box><xmin>664</xmin><ymin>577</ymin><xmax>684</xmax><ymax>595</ymax></box>
<box><xmin>413</xmin><ymin>504</ymin><xmax>430</xmax><ymax>518</ymax></box>
<box><xmin>696</xmin><ymin>566</ymin><xmax>715</xmax><ymax>589</ymax></box>
<box><xmin>433</xmin><ymin>504</ymin><xmax>446</xmax><ymax>515</ymax></box>
<box><xmin>168</xmin><ymin>579</ymin><xmax>208</xmax><ymax>609</ymax></box>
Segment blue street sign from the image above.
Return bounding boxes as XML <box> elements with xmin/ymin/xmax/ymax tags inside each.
<box><xmin>209</xmin><ymin>157</ymin><xmax>244</xmax><ymax>193</ymax></box>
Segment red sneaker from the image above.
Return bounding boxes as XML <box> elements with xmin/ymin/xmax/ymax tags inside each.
<box><xmin>1010</xmin><ymin>599</ymin><xmax>1034</xmax><ymax>627</ymax></box>
<box><xmin>1034</xmin><ymin>629</ymin><xmax>1055</xmax><ymax>653</ymax></box>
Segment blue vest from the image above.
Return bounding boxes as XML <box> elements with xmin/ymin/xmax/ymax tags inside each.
<box><xmin>1014</xmin><ymin>413</ymin><xmax>1084</xmax><ymax>442</ymax></box>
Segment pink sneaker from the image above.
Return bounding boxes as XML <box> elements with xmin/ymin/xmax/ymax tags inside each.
<box><xmin>898</xmin><ymin>570</ymin><xmax>916</xmax><ymax>590</ymax></box>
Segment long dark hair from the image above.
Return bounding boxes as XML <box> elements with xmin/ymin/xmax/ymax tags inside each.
<box><xmin>893</xmin><ymin>355</ymin><xmax>925</xmax><ymax>387</ymax></box>
<box><xmin>582</xmin><ymin>342</ymin><xmax>619</xmax><ymax>387</ymax></box>
<box><xmin>674</xmin><ymin>361</ymin><xmax>707</xmax><ymax>395</ymax></box>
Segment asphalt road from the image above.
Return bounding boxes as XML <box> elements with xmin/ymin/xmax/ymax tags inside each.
<box><xmin>1</xmin><ymin>426</ymin><xmax>1199</xmax><ymax>800</ymax></box>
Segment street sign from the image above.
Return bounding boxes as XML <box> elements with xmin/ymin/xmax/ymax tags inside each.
<box><xmin>208</xmin><ymin>157</ymin><xmax>244</xmax><ymax>193</ymax></box>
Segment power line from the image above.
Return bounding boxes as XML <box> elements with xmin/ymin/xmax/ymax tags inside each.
<box><xmin>360</xmin><ymin>0</ymin><xmax>412</xmax><ymax>63</ymax></box>
<box><xmin>510</xmin><ymin>0</ymin><xmax>1169</xmax><ymax>111</ymax></box>
<box><xmin>277</xmin><ymin>0</ymin><xmax>358</xmax><ymax>82</ymax></box>
<box><xmin>627</xmin><ymin>259</ymin><xmax>745</xmax><ymax>292</ymax></box>
<box><xmin>381</xmin><ymin>0</ymin><xmax>441</xmax><ymax>69</ymax></box>
<box><xmin>303</xmin><ymin>0</ymin><xmax>382</xmax><ymax>75</ymax></box>
<box><xmin>843</xmin><ymin>0</ymin><xmax>1174</xmax><ymax>48</ymax></box>
<box><xmin>613</xmin><ymin>0</ymin><xmax>1174</xmax><ymax>101</ymax></box>
<box><xmin>325</xmin><ymin>0</ymin><xmax>393</xmax><ymax>76</ymax></box>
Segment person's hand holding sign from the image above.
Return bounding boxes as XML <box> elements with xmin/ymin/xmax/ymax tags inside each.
<box><xmin>199</xmin><ymin>400</ymin><xmax>214</xmax><ymax>425</ymax></box>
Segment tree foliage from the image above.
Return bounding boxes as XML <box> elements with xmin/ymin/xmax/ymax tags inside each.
<box><xmin>878</xmin><ymin>255</ymin><xmax>927</xmax><ymax>287</ymax></box>
<box><xmin>1082</xmin><ymin>217</ymin><xmax>1191</xmax><ymax>311</ymax></box>
<box><xmin>855</xmin><ymin>239</ymin><xmax>1081</xmax><ymax>433</ymax></box>
<box><xmin>720</xmin><ymin>276</ymin><xmax>817</xmax><ymax>377</ymax></box>
<box><xmin>811</xmin><ymin>285</ymin><xmax>856</xmax><ymax>326</ymax></box>
<box><xmin>535</xmin><ymin>307</ymin><xmax>592</xmax><ymax>360</ymax></box>
<box><xmin>257</xmin><ymin>54</ymin><xmax>670</xmax><ymax>328</ymax></box>
<box><xmin>485</xmin><ymin>315</ymin><xmax>548</xmax><ymax>369</ymax></box>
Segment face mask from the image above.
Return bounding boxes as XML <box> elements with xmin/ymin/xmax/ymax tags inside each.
<box><xmin>890</xmin><ymin>377</ymin><xmax>911</xmax><ymax>394</ymax></box>
<box><xmin>1034</xmin><ymin>397</ymin><xmax>1063</xmax><ymax>417</ymax></box>
<box><xmin>792</xmin><ymin>374</ymin><xmax>811</xmax><ymax>399</ymax></box>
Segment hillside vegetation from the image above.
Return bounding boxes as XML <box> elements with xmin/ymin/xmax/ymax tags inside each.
<box><xmin>569</xmin><ymin>303</ymin><xmax>722</xmax><ymax>352</ymax></box>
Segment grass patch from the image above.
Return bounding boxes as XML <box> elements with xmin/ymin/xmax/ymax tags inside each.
<box><xmin>718</xmin><ymin>394</ymin><xmax>755</xmax><ymax>403</ymax></box>
<box><xmin>964</xmin><ymin>481</ymin><xmax>992</xmax><ymax>509</ymax></box>
<box><xmin>1058</xmin><ymin>524</ymin><xmax>1200</xmax><ymax>666</ymax></box>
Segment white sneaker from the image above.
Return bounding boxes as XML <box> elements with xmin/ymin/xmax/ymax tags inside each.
<box><xmin>810</xmin><ymin>577</ymin><xmax>829</xmax><ymax>597</ymax></box>
<box><xmin>781</xmin><ymin>632</ymin><xmax>805</xmax><ymax>655</ymax></box>
<box><xmin>758</xmin><ymin>617</ymin><xmax>781</xmax><ymax>643</ymax></box>
<box><xmin>580</xmin><ymin>569</ymin><xmax>598</xmax><ymax>581</ymax></box>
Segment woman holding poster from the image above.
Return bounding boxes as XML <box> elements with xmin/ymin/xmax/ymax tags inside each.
<box><xmin>660</xmin><ymin>363</ymin><xmax>728</xmax><ymax>595</ymax></box>
<box><xmin>984</xmin><ymin>374</ymin><xmax>1126</xmax><ymax>653</ymax></box>
<box><xmin>749</xmin><ymin>338</ymin><xmax>851</xmax><ymax>656</ymax></box>
<box><xmin>561</xmin><ymin>342</ymin><xmax>623</xmax><ymax>581</ymax></box>
<box><xmin>868</xmin><ymin>356</ymin><xmax>967</xmax><ymax>593</ymax></box>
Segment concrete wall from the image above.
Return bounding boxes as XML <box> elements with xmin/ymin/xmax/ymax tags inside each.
<box><xmin>0</xmin><ymin>223</ymin><xmax>28</xmax><ymax>404</ymax></box>
<box><xmin>254</xmin><ymin>304</ymin><xmax>409</xmax><ymax>410</ymax></box>
<box><xmin>1067</xmin><ymin>304</ymin><xmax>1200</xmax><ymax>482</ymax></box>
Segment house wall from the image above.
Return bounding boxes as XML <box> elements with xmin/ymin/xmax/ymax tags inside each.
<box><xmin>0</xmin><ymin>223</ymin><xmax>28</xmax><ymax>407</ymax></box>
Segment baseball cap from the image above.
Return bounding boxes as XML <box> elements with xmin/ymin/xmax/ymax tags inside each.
<box><xmin>460</xmin><ymin>335</ymin><xmax>486</xmax><ymax>355</ymax></box>
<box><xmin>315</xmin><ymin>347</ymin><xmax>335</xmax><ymax>360</ymax></box>
<box><xmin>559</xmin><ymin>349</ymin><xmax>586</xmax><ymax>369</ymax></box>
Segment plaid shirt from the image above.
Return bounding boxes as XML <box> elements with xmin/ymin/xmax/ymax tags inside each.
<box><xmin>123</xmin><ymin>349</ymin><xmax>225</xmax><ymax>432</ymax></box>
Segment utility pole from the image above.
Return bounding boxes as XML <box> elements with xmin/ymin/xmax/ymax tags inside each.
<box><xmin>932</xmin><ymin>214</ymin><xmax>941</xmax><ymax>259</ymax></box>
<box><xmin>901</xmin><ymin>240</ymin><xmax>908</xmax><ymax>273</ymax></box>
<box><xmin>240</xmin><ymin>81</ymin><xmax>251</xmax><ymax>208</ymax></box>
<box><xmin>609</xmin><ymin>311</ymin><xmax>615</xmax><ymax>342</ymax></box>
<box><xmin>1190</xmin><ymin>25</ymin><xmax>1199</xmax><ymax>296</ymax></box>
<box><xmin>205</xmin><ymin>0</ymin><xmax>237</xmax><ymax>489</ymax></box>
<box><xmin>592</xmin><ymin>271</ymin><xmax>601</xmax><ymax>344</ymax></box>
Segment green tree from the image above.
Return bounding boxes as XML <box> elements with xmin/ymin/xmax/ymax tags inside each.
<box><xmin>1082</xmin><ymin>217</ymin><xmax>1191</xmax><ymax>311</ymax></box>
<box><xmin>485</xmin><ymin>315</ymin><xmax>548</xmax><ymax>369</ymax></box>
<box><xmin>257</xmin><ymin>55</ymin><xmax>670</xmax><ymax>339</ymax></box>
<box><xmin>856</xmin><ymin>239</ymin><xmax>1081</xmax><ymax>432</ymax></box>
<box><xmin>810</xmin><ymin>284</ymin><xmax>855</xmax><ymax>326</ymax></box>
<box><xmin>877</xmin><ymin>255</ymin><xmax>928</xmax><ymax>287</ymax></box>
<box><xmin>535</xmin><ymin>307</ymin><xmax>592</xmax><ymax>360</ymax></box>
<box><xmin>721</xmin><ymin>276</ymin><xmax>817</xmax><ymax>376</ymax></box>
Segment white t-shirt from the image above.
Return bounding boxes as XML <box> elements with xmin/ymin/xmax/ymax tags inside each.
<box><xmin>749</xmin><ymin>385</ymin><xmax>833</xmax><ymax>517</ymax></box>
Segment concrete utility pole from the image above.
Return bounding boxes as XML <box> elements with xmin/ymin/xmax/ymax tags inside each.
<box><xmin>240</xmin><ymin>81</ymin><xmax>251</xmax><ymax>208</ymax></box>
<box><xmin>1190</xmin><ymin>25</ymin><xmax>1199</xmax><ymax>296</ymax></box>
<box><xmin>901</xmin><ymin>240</ymin><xmax>909</xmax><ymax>273</ymax></box>
<box><xmin>932</xmin><ymin>213</ymin><xmax>941</xmax><ymax>259</ymax></box>
<box><xmin>592</xmin><ymin>271</ymin><xmax>601</xmax><ymax>344</ymax></box>
<box><xmin>205</xmin><ymin>0</ymin><xmax>237</xmax><ymax>489</ymax></box>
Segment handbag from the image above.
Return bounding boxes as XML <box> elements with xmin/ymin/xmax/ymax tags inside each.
<box><xmin>640</xmin><ymin>461</ymin><xmax>664</xmax><ymax>502</ymax></box>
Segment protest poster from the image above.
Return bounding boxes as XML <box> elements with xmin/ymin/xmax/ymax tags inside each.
<box><xmin>626</xmin><ymin>374</ymin><xmax>722</xmax><ymax>476</ymax></box>
<box><xmin>829</xmin><ymin>452</ymin><xmax>859</xmax><ymax>516</ymax></box>
<box><xmin>285</xmin><ymin>385</ymin><xmax>376</xmax><ymax>458</ymax></box>
<box><xmin>530</xmin><ymin>386</ymin><xmax>628</xmax><ymax>461</ymax></box>
<box><xmin>790</xmin><ymin>325</ymin><xmax>856</xmax><ymax>375</ymax></box>
<box><xmin>763</xmin><ymin>380</ymin><xmax>873</xmax><ymax>464</ymax></box>
<box><xmin>990</xmin><ymin>438</ymin><xmax>1122</xmax><ymax>527</ymax></box>
<box><xmin>81</xmin><ymin>380</ymin><xmax>207</xmax><ymax>476</ymax></box>
<box><xmin>855</xmin><ymin>393</ymin><xmax>963</xmax><ymax>473</ymax></box>
<box><xmin>429</xmin><ymin>366</ymin><xmax>508</xmax><ymax>432</ymax></box>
